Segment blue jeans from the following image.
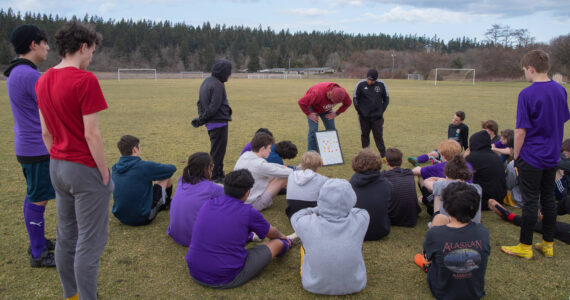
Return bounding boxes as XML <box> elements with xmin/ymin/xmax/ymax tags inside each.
<box><xmin>307</xmin><ymin>108</ymin><xmax>336</xmax><ymax>151</ymax></box>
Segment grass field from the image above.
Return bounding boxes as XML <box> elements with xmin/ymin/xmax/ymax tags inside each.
<box><xmin>1</xmin><ymin>78</ymin><xmax>569</xmax><ymax>299</ymax></box>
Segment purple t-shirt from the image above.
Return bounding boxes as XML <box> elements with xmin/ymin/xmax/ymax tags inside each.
<box><xmin>186</xmin><ymin>194</ymin><xmax>270</xmax><ymax>285</ymax></box>
<box><xmin>205</xmin><ymin>122</ymin><xmax>227</xmax><ymax>131</ymax></box>
<box><xmin>493</xmin><ymin>141</ymin><xmax>507</xmax><ymax>149</ymax></box>
<box><xmin>6</xmin><ymin>65</ymin><xmax>49</xmax><ymax>157</ymax></box>
<box><xmin>517</xmin><ymin>81</ymin><xmax>569</xmax><ymax>169</ymax></box>
<box><xmin>167</xmin><ymin>178</ymin><xmax>224</xmax><ymax>247</ymax></box>
<box><xmin>241</xmin><ymin>142</ymin><xmax>252</xmax><ymax>155</ymax></box>
<box><xmin>420</xmin><ymin>162</ymin><xmax>474</xmax><ymax>183</ymax></box>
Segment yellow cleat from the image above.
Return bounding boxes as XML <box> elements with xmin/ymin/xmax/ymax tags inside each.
<box><xmin>501</xmin><ymin>243</ymin><xmax>533</xmax><ymax>259</ymax></box>
<box><xmin>534</xmin><ymin>241</ymin><xmax>553</xmax><ymax>258</ymax></box>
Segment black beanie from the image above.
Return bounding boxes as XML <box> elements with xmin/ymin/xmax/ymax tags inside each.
<box><xmin>10</xmin><ymin>25</ymin><xmax>46</xmax><ymax>55</ymax></box>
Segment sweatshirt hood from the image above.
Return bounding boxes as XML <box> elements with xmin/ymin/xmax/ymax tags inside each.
<box><xmin>292</xmin><ymin>169</ymin><xmax>317</xmax><ymax>186</ymax></box>
<box><xmin>3</xmin><ymin>58</ymin><xmax>37</xmax><ymax>77</ymax></box>
<box><xmin>211</xmin><ymin>59</ymin><xmax>232</xmax><ymax>82</ymax></box>
<box><xmin>317</xmin><ymin>178</ymin><xmax>356</xmax><ymax>218</ymax></box>
<box><xmin>350</xmin><ymin>171</ymin><xmax>381</xmax><ymax>187</ymax></box>
<box><xmin>112</xmin><ymin>156</ymin><xmax>141</xmax><ymax>174</ymax></box>
<box><xmin>469</xmin><ymin>130</ymin><xmax>491</xmax><ymax>151</ymax></box>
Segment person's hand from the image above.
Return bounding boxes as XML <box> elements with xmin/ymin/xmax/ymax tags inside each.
<box><xmin>101</xmin><ymin>169</ymin><xmax>110</xmax><ymax>185</ymax></box>
<box><xmin>308</xmin><ymin>113</ymin><xmax>318</xmax><ymax>123</ymax></box>
<box><xmin>325</xmin><ymin>111</ymin><xmax>337</xmax><ymax>120</ymax></box>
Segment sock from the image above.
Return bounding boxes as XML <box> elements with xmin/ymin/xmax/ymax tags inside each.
<box><xmin>417</xmin><ymin>154</ymin><xmax>429</xmax><ymax>163</ymax></box>
<box><xmin>277</xmin><ymin>238</ymin><xmax>291</xmax><ymax>257</ymax></box>
<box><xmin>24</xmin><ymin>201</ymin><xmax>47</xmax><ymax>259</ymax></box>
<box><xmin>494</xmin><ymin>203</ymin><xmax>512</xmax><ymax>220</ymax></box>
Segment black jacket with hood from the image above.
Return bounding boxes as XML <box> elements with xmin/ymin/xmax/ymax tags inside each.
<box><xmin>465</xmin><ymin>130</ymin><xmax>507</xmax><ymax>208</ymax></box>
<box><xmin>349</xmin><ymin>171</ymin><xmax>392</xmax><ymax>240</ymax></box>
<box><xmin>195</xmin><ymin>59</ymin><xmax>232</xmax><ymax>124</ymax></box>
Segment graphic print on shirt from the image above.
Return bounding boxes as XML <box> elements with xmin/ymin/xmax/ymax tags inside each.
<box><xmin>442</xmin><ymin>240</ymin><xmax>483</xmax><ymax>279</ymax></box>
<box><xmin>322</xmin><ymin>103</ymin><xmax>334</xmax><ymax>111</ymax></box>
<box><xmin>374</xmin><ymin>86</ymin><xmax>381</xmax><ymax>93</ymax></box>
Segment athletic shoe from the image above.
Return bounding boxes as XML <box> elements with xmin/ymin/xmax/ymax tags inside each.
<box><xmin>286</xmin><ymin>232</ymin><xmax>302</xmax><ymax>246</ymax></box>
<box><xmin>407</xmin><ymin>156</ymin><xmax>419</xmax><ymax>167</ymax></box>
<box><xmin>414</xmin><ymin>254</ymin><xmax>428</xmax><ymax>273</ymax></box>
<box><xmin>534</xmin><ymin>241</ymin><xmax>554</xmax><ymax>258</ymax></box>
<box><xmin>28</xmin><ymin>239</ymin><xmax>56</xmax><ymax>256</ymax></box>
<box><xmin>501</xmin><ymin>243</ymin><xmax>533</xmax><ymax>259</ymax></box>
<box><xmin>428</xmin><ymin>156</ymin><xmax>441</xmax><ymax>165</ymax></box>
<box><xmin>382</xmin><ymin>157</ymin><xmax>387</xmax><ymax>165</ymax></box>
<box><xmin>247</xmin><ymin>232</ymin><xmax>263</xmax><ymax>242</ymax></box>
<box><xmin>30</xmin><ymin>248</ymin><xmax>56</xmax><ymax>268</ymax></box>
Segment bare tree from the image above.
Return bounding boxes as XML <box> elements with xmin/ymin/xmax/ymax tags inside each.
<box><xmin>549</xmin><ymin>34</ymin><xmax>570</xmax><ymax>75</ymax></box>
<box><xmin>485</xmin><ymin>24</ymin><xmax>502</xmax><ymax>46</ymax></box>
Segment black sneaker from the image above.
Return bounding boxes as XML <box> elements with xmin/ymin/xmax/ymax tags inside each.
<box><xmin>30</xmin><ymin>248</ymin><xmax>56</xmax><ymax>268</ymax></box>
<box><xmin>212</xmin><ymin>177</ymin><xmax>224</xmax><ymax>185</ymax></box>
<box><xmin>28</xmin><ymin>239</ymin><xmax>56</xmax><ymax>256</ymax></box>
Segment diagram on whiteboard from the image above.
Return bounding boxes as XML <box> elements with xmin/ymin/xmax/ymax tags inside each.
<box><xmin>315</xmin><ymin>130</ymin><xmax>344</xmax><ymax>166</ymax></box>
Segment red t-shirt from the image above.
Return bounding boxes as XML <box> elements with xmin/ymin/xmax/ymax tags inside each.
<box><xmin>36</xmin><ymin>67</ymin><xmax>108</xmax><ymax>168</ymax></box>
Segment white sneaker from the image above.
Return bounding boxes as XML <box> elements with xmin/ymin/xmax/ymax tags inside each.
<box><xmin>250</xmin><ymin>232</ymin><xmax>262</xmax><ymax>242</ymax></box>
<box><xmin>286</xmin><ymin>232</ymin><xmax>302</xmax><ymax>246</ymax></box>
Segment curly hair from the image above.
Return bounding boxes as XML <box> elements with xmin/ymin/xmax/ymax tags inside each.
<box><xmin>224</xmin><ymin>169</ymin><xmax>255</xmax><ymax>199</ymax></box>
<box><xmin>275</xmin><ymin>141</ymin><xmax>298</xmax><ymax>159</ymax></box>
<box><xmin>444</xmin><ymin>155</ymin><xmax>473</xmax><ymax>181</ymax></box>
<box><xmin>352</xmin><ymin>148</ymin><xmax>382</xmax><ymax>173</ymax></box>
<box><xmin>442</xmin><ymin>182</ymin><xmax>480</xmax><ymax>223</ymax></box>
<box><xmin>55</xmin><ymin>21</ymin><xmax>102</xmax><ymax>57</ymax></box>
<box><xmin>438</xmin><ymin>139</ymin><xmax>462</xmax><ymax>161</ymax></box>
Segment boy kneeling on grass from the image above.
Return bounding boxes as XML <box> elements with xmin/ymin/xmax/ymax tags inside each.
<box><xmin>415</xmin><ymin>182</ymin><xmax>490</xmax><ymax>300</ymax></box>
<box><xmin>187</xmin><ymin>169</ymin><xmax>298</xmax><ymax>289</ymax></box>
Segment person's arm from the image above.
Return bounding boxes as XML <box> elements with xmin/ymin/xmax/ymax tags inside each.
<box><xmin>380</xmin><ymin>80</ymin><xmax>389</xmax><ymax>113</ymax></box>
<box><xmin>258</xmin><ymin>161</ymin><xmax>293</xmax><ymax>178</ymax></box>
<box><xmin>462</xmin><ymin>125</ymin><xmax>469</xmax><ymax>150</ymax></box>
<box><xmin>334</xmin><ymin>90</ymin><xmax>352</xmax><ymax>115</ymax></box>
<box><xmin>513</xmin><ymin>128</ymin><xmax>526</xmax><ymax>160</ymax></box>
<box><xmin>265</xmin><ymin>225</ymin><xmax>287</xmax><ymax>240</ymax></box>
<box><xmin>38</xmin><ymin>109</ymin><xmax>53</xmax><ymax>151</ymax></box>
<box><xmin>298</xmin><ymin>94</ymin><xmax>318</xmax><ymax>122</ymax></box>
<box><xmin>83</xmin><ymin>113</ymin><xmax>109</xmax><ymax>185</ymax></box>
<box><xmin>412</xmin><ymin>166</ymin><xmax>422</xmax><ymax>176</ymax></box>
<box><xmin>205</xmin><ymin>85</ymin><xmax>224</xmax><ymax>120</ymax></box>
<box><xmin>352</xmin><ymin>81</ymin><xmax>362</xmax><ymax>115</ymax></box>
<box><xmin>146</xmin><ymin>161</ymin><xmax>177</xmax><ymax>181</ymax></box>
<box><xmin>493</xmin><ymin>147</ymin><xmax>513</xmax><ymax>155</ymax></box>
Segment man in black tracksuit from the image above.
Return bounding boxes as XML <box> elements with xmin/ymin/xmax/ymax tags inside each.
<box><xmin>192</xmin><ymin>59</ymin><xmax>232</xmax><ymax>182</ymax></box>
<box><xmin>353</xmin><ymin>69</ymin><xmax>389</xmax><ymax>157</ymax></box>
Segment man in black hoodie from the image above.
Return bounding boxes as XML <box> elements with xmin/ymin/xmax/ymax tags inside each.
<box><xmin>192</xmin><ymin>59</ymin><xmax>233</xmax><ymax>183</ymax></box>
<box><xmin>465</xmin><ymin>130</ymin><xmax>506</xmax><ymax>210</ymax></box>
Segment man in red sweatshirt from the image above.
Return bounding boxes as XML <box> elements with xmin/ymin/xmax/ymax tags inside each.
<box><xmin>298</xmin><ymin>82</ymin><xmax>352</xmax><ymax>151</ymax></box>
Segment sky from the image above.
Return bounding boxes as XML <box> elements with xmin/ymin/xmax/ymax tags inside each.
<box><xmin>1</xmin><ymin>0</ymin><xmax>569</xmax><ymax>43</ymax></box>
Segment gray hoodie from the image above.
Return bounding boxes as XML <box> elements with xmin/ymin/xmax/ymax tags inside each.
<box><xmin>291</xmin><ymin>179</ymin><xmax>369</xmax><ymax>295</ymax></box>
<box><xmin>286</xmin><ymin>169</ymin><xmax>328</xmax><ymax>202</ymax></box>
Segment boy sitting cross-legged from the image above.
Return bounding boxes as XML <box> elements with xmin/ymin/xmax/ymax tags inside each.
<box><xmin>415</xmin><ymin>182</ymin><xmax>490</xmax><ymax>300</ymax></box>
<box><xmin>187</xmin><ymin>169</ymin><xmax>297</xmax><ymax>289</ymax></box>
<box><xmin>112</xmin><ymin>135</ymin><xmax>176</xmax><ymax>226</ymax></box>
<box><xmin>285</xmin><ymin>151</ymin><xmax>328</xmax><ymax>219</ymax></box>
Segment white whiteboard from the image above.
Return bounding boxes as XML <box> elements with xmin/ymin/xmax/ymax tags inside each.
<box><xmin>315</xmin><ymin>130</ymin><xmax>344</xmax><ymax>166</ymax></box>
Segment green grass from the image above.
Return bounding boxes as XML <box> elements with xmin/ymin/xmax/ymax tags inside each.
<box><xmin>1</xmin><ymin>78</ymin><xmax>569</xmax><ymax>299</ymax></box>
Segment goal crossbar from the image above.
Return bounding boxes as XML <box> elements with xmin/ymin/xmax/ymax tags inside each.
<box><xmin>434</xmin><ymin>68</ymin><xmax>475</xmax><ymax>86</ymax></box>
<box><xmin>118</xmin><ymin>69</ymin><xmax>157</xmax><ymax>81</ymax></box>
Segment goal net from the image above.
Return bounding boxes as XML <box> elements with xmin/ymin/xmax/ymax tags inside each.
<box><xmin>180</xmin><ymin>72</ymin><xmax>205</xmax><ymax>79</ymax></box>
<box><xmin>427</xmin><ymin>68</ymin><xmax>475</xmax><ymax>86</ymax></box>
<box><xmin>407</xmin><ymin>73</ymin><xmax>423</xmax><ymax>80</ymax></box>
<box><xmin>117</xmin><ymin>69</ymin><xmax>157</xmax><ymax>81</ymax></box>
<box><xmin>247</xmin><ymin>73</ymin><xmax>302</xmax><ymax>79</ymax></box>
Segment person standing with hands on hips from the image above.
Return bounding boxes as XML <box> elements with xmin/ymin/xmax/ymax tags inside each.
<box><xmin>353</xmin><ymin>69</ymin><xmax>389</xmax><ymax>158</ymax></box>
<box><xmin>298</xmin><ymin>82</ymin><xmax>352</xmax><ymax>152</ymax></box>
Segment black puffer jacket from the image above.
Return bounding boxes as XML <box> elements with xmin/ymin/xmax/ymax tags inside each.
<box><xmin>194</xmin><ymin>59</ymin><xmax>232</xmax><ymax>125</ymax></box>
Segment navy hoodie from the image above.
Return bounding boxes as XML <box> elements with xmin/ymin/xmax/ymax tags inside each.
<box><xmin>112</xmin><ymin>156</ymin><xmax>176</xmax><ymax>226</ymax></box>
<box><xmin>350</xmin><ymin>171</ymin><xmax>392</xmax><ymax>240</ymax></box>
<box><xmin>196</xmin><ymin>59</ymin><xmax>232</xmax><ymax>123</ymax></box>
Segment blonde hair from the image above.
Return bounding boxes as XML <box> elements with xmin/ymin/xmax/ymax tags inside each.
<box><xmin>300</xmin><ymin>151</ymin><xmax>323</xmax><ymax>171</ymax></box>
<box><xmin>438</xmin><ymin>140</ymin><xmax>462</xmax><ymax>161</ymax></box>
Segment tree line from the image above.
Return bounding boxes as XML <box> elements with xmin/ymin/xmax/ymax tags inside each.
<box><xmin>1</xmin><ymin>9</ymin><xmax>568</xmax><ymax>80</ymax></box>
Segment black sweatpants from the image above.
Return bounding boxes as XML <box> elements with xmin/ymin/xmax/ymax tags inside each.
<box><xmin>208</xmin><ymin>125</ymin><xmax>228</xmax><ymax>180</ymax></box>
<box><xmin>359</xmin><ymin>116</ymin><xmax>385</xmax><ymax>157</ymax></box>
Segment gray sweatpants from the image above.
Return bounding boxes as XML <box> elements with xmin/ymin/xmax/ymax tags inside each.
<box><xmin>50</xmin><ymin>159</ymin><xmax>113</xmax><ymax>300</ymax></box>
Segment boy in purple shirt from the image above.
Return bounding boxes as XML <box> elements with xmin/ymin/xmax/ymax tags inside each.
<box><xmin>4</xmin><ymin>25</ymin><xmax>55</xmax><ymax>267</ymax></box>
<box><xmin>187</xmin><ymin>169</ymin><xmax>297</xmax><ymax>288</ymax></box>
<box><xmin>501</xmin><ymin>50</ymin><xmax>570</xmax><ymax>259</ymax></box>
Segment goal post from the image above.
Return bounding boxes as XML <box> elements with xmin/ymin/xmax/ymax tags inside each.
<box><xmin>117</xmin><ymin>69</ymin><xmax>157</xmax><ymax>81</ymax></box>
<box><xmin>407</xmin><ymin>73</ymin><xmax>423</xmax><ymax>80</ymax></box>
<box><xmin>180</xmin><ymin>72</ymin><xmax>204</xmax><ymax>79</ymax></box>
<box><xmin>431</xmin><ymin>68</ymin><xmax>475</xmax><ymax>86</ymax></box>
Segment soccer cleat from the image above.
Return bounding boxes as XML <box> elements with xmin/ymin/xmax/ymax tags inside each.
<box><xmin>428</xmin><ymin>156</ymin><xmax>441</xmax><ymax>165</ymax></box>
<box><xmin>534</xmin><ymin>241</ymin><xmax>553</xmax><ymax>258</ymax></box>
<box><xmin>407</xmin><ymin>156</ymin><xmax>419</xmax><ymax>167</ymax></box>
<box><xmin>28</xmin><ymin>239</ymin><xmax>56</xmax><ymax>256</ymax></box>
<box><xmin>501</xmin><ymin>243</ymin><xmax>533</xmax><ymax>259</ymax></box>
<box><xmin>286</xmin><ymin>232</ymin><xmax>302</xmax><ymax>246</ymax></box>
<box><xmin>30</xmin><ymin>248</ymin><xmax>56</xmax><ymax>268</ymax></box>
<box><xmin>414</xmin><ymin>254</ymin><xmax>428</xmax><ymax>273</ymax></box>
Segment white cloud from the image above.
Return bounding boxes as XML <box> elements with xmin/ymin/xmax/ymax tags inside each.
<box><xmin>281</xmin><ymin>8</ymin><xmax>335</xmax><ymax>16</ymax></box>
<box><xmin>99</xmin><ymin>2</ymin><xmax>117</xmax><ymax>13</ymax></box>
<box><xmin>366</xmin><ymin>6</ymin><xmax>473</xmax><ymax>24</ymax></box>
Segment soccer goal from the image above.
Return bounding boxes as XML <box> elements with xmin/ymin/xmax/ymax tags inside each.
<box><xmin>428</xmin><ymin>68</ymin><xmax>475</xmax><ymax>86</ymax></box>
<box><xmin>117</xmin><ymin>69</ymin><xmax>157</xmax><ymax>81</ymax></box>
<box><xmin>180</xmin><ymin>72</ymin><xmax>204</xmax><ymax>79</ymax></box>
<box><xmin>407</xmin><ymin>73</ymin><xmax>423</xmax><ymax>80</ymax></box>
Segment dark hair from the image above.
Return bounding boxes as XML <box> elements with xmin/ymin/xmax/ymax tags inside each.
<box><xmin>442</xmin><ymin>182</ymin><xmax>480</xmax><ymax>223</ymax></box>
<box><xmin>562</xmin><ymin>139</ymin><xmax>570</xmax><ymax>152</ymax></box>
<box><xmin>182</xmin><ymin>152</ymin><xmax>213</xmax><ymax>184</ymax></box>
<box><xmin>500</xmin><ymin>129</ymin><xmax>514</xmax><ymax>148</ymax></box>
<box><xmin>9</xmin><ymin>25</ymin><xmax>48</xmax><ymax>55</ymax></box>
<box><xmin>224</xmin><ymin>169</ymin><xmax>255</xmax><ymax>199</ymax></box>
<box><xmin>385</xmin><ymin>148</ymin><xmax>402</xmax><ymax>167</ymax></box>
<box><xmin>455</xmin><ymin>111</ymin><xmax>465</xmax><ymax>121</ymax></box>
<box><xmin>251</xmin><ymin>132</ymin><xmax>275</xmax><ymax>152</ymax></box>
<box><xmin>520</xmin><ymin>50</ymin><xmax>550</xmax><ymax>73</ymax></box>
<box><xmin>55</xmin><ymin>21</ymin><xmax>102</xmax><ymax>57</ymax></box>
<box><xmin>444</xmin><ymin>155</ymin><xmax>472</xmax><ymax>181</ymax></box>
<box><xmin>255</xmin><ymin>128</ymin><xmax>273</xmax><ymax>137</ymax></box>
<box><xmin>352</xmin><ymin>148</ymin><xmax>382</xmax><ymax>172</ymax></box>
<box><xmin>117</xmin><ymin>135</ymin><xmax>139</xmax><ymax>156</ymax></box>
<box><xmin>481</xmin><ymin>120</ymin><xmax>498</xmax><ymax>136</ymax></box>
<box><xmin>275</xmin><ymin>141</ymin><xmax>298</xmax><ymax>159</ymax></box>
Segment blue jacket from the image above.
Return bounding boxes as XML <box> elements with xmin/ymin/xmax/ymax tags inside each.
<box><xmin>112</xmin><ymin>156</ymin><xmax>176</xmax><ymax>226</ymax></box>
